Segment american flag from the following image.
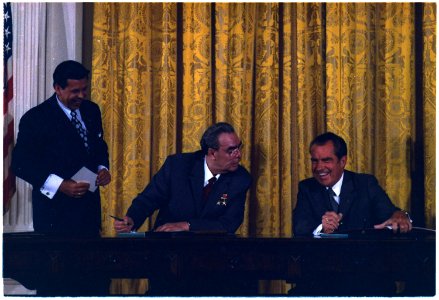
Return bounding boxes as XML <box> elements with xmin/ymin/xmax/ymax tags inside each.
<box><xmin>3</xmin><ymin>2</ymin><xmax>15</xmax><ymax>213</ymax></box>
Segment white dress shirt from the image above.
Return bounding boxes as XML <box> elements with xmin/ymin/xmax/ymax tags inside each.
<box><xmin>204</xmin><ymin>157</ymin><xmax>220</xmax><ymax>186</ymax></box>
<box><xmin>313</xmin><ymin>173</ymin><xmax>344</xmax><ymax>236</ymax></box>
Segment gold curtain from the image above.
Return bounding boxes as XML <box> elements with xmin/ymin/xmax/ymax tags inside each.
<box><xmin>422</xmin><ymin>3</ymin><xmax>436</xmax><ymax>230</ymax></box>
<box><xmin>91</xmin><ymin>2</ymin><xmax>435</xmax><ymax>295</ymax></box>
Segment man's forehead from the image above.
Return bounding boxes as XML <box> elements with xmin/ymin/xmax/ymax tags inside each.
<box><xmin>66</xmin><ymin>78</ymin><xmax>88</xmax><ymax>85</ymax></box>
<box><xmin>218</xmin><ymin>132</ymin><xmax>239</xmax><ymax>143</ymax></box>
<box><xmin>310</xmin><ymin>144</ymin><xmax>336</xmax><ymax>157</ymax></box>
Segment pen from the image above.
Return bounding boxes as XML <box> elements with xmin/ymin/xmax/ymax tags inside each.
<box><xmin>109</xmin><ymin>215</ymin><xmax>133</xmax><ymax>227</ymax></box>
<box><xmin>109</xmin><ymin>215</ymin><xmax>124</xmax><ymax>222</ymax></box>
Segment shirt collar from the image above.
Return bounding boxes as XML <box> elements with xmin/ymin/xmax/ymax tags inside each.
<box><xmin>56</xmin><ymin>94</ymin><xmax>73</xmax><ymax>118</ymax></box>
<box><xmin>204</xmin><ymin>157</ymin><xmax>220</xmax><ymax>186</ymax></box>
<box><xmin>56</xmin><ymin>94</ymin><xmax>82</xmax><ymax>121</ymax></box>
<box><xmin>328</xmin><ymin>172</ymin><xmax>344</xmax><ymax>196</ymax></box>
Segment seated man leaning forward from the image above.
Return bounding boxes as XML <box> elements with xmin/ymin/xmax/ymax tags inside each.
<box><xmin>293</xmin><ymin>132</ymin><xmax>412</xmax><ymax>237</ymax></box>
<box><xmin>114</xmin><ymin>122</ymin><xmax>251</xmax><ymax>234</ymax></box>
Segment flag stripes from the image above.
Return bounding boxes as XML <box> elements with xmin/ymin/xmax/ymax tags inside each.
<box><xmin>3</xmin><ymin>2</ymin><xmax>15</xmax><ymax>212</ymax></box>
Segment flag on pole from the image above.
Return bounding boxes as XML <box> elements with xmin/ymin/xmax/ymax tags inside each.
<box><xmin>3</xmin><ymin>2</ymin><xmax>15</xmax><ymax>213</ymax></box>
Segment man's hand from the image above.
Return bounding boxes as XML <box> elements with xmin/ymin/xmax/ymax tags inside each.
<box><xmin>155</xmin><ymin>222</ymin><xmax>190</xmax><ymax>232</ymax></box>
<box><xmin>322</xmin><ymin>212</ymin><xmax>343</xmax><ymax>233</ymax></box>
<box><xmin>59</xmin><ymin>179</ymin><xmax>90</xmax><ymax>198</ymax></box>
<box><xmin>96</xmin><ymin>169</ymin><xmax>111</xmax><ymax>186</ymax></box>
<box><xmin>374</xmin><ymin>210</ymin><xmax>413</xmax><ymax>233</ymax></box>
<box><xmin>114</xmin><ymin>216</ymin><xmax>134</xmax><ymax>233</ymax></box>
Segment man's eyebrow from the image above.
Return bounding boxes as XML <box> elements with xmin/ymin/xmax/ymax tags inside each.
<box><xmin>226</xmin><ymin>142</ymin><xmax>242</xmax><ymax>151</ymax></box>
<box><xmin>311</xmin><ymin>157</ymin><xmax>333</xmax><ymax>161</ymax></box>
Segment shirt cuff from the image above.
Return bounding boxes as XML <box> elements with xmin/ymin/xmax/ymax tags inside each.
<box><xmin>40</xmin><ymin>174</ymin><xmax>64</xmax><ymax>199</ymax></box>
<box><xmin>313</xmin><ymin>224</ymin><xmax>323</xmax><ymax>236</ymax></box>
<box><xmin>98</xmin><ymin>165</ymin><xmax>108</xmax><ymax>171</ymax></box>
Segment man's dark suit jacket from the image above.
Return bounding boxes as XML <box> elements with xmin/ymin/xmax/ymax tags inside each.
<box><xmin>127</xmin><ymin>150</ymin><xmax>251</xmax><ymax>233</ymax></box>
<box><xmin>293</xmin><ymin>170</ymin><xmax>399</xmax><ymax>236</ymax></box>
<box><xmin>12</xmin><ymin>94</ymin><xmax>109</xmax><ymax>235</ymax></box>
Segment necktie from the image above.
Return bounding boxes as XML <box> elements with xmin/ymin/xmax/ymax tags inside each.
<box><xmin>327</xmin><ymin>188</ymin><xmax>339</xmax><ymax>212</ymax></box>
<box><xmin>203</xmin><ymin>177</ymin><xmax>217</xmax><ymax>201</ymax></box>
<box><xmin>70</xmin><ymin>110</ymin><xmax>89</xmax><ymax>150</ymax></box>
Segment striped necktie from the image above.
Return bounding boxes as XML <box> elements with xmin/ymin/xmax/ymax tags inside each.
<box><xmin>327</xmin><ymin>188</ymin><xmax>339</xmax><ymax>212</ymax></box>
<box><xmin>70</xmin><ymin>110</ymin><xmax>89</xmax><ymax>150</ymax></box>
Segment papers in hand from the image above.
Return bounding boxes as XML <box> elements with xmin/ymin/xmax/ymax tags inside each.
<box><xmin>71</xmin><ymin>167</ymin><xmax>97</xmax><ymax>192</ymax></box>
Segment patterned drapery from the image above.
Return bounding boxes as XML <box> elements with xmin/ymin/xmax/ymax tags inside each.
<box><xmin>92</xmin><ymin>3</ymin><xmax>435</xmax><ymax>294</ymax></box>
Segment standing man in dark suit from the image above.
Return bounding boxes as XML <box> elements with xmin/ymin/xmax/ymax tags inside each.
<box><xmin>293</xmin><ymin>132</ymin><xmax>412</xmax><ymax>236</ymax></box>
<box><xmin>11</xmin><ymin>60</ymin><xmax>111</xmax><ymax>295</ymax></box>
<box><xmin>114</xmin><ymin>122</ymin><xmax>252</xmax><ymax>295</ymax></box>
<box><xmin>12</xmin><ymin>60</ymin><xmax>111</xmax><ymax>236</ymax></box>
<box><xmin>292</xmin><ymin>132</ymin><xmax>412</xmax><ymax>296</ymax></box>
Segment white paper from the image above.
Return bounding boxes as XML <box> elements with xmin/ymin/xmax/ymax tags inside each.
<box><xmin>71</xmin><ymin>167</ymin><xmax>97</xmax><ymax>192</ymax></box>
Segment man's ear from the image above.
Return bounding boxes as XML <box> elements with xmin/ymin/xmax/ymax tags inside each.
<box><xmin>54</xmin><ymin>84</ymin><xmax>62</xmax><ymax>94</ymax></box>
<box><xmin>340</xmin><ymin>155</ymin><xmax>347</xmax><ymax>168</ymax></box>
<box><xmin>207</xmin><ymin>148</ymin><xmax>216</xmax><ymax>159</ymax></box>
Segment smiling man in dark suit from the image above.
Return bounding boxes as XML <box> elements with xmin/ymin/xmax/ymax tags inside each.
<box><xmin>293</xmin><ymin>132</ymin><xmax>412</xmax><ymax>237</ymax></box>
<box><xmin>292</xmin><ymin>132</ymin><xmax>412</xmax><ymax>296</ymax></box>
<box><xmin>13</xmin><ymin>60</ymin><xmax>111</xmax><ymax>236</ymax></box>
<box><xmin>11</xmin><ymin>61</ymin><xmax>111</xmax><ymax>295</ymax></box>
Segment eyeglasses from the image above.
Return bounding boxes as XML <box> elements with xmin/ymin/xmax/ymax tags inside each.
<box><xmin>225</xmin><ymin>143</ymin><xmax>243</xmax><ymax>157</ymax></box>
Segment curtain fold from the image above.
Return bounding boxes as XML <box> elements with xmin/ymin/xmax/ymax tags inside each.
<box><xmin>91</xmin><ymin>2</ymin><xmax>435</xmax><ymax>295</ymax></box>
<box><xmin>422</xmin><ymin>3</ymin><xmax>436</xmax><ymax>229</ymax></box>
<box><xmin>214</xmin><ymin>3</ymin><xmax>256</xmax><ymax>233</ymax></box>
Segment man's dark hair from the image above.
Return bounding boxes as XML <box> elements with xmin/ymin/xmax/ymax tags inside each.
<box><xmin>200</xmin><ymin>122</ymin><xmax>236</xmax><ymax>155</ymax></box>
<box><xmin>53</xmin><ymin>60</ymin><xmax>90</xmax><ymax>89</ymax></box>
<box><xmin>310</xmin><ymin>132</ymin><xmax>347</xmax><ymax>159</ymax></box>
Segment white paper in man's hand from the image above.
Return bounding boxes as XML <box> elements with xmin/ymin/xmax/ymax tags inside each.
<box><xmin>71</xmin><ymin>167</ymin><xmax>97</xmax><ymax>192</ymax></box>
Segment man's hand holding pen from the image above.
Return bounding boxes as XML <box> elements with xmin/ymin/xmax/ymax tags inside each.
<box><xmin>113</xmin><ymin>215</ymin><xmax>134</xmax><ymax>233</ymax></box>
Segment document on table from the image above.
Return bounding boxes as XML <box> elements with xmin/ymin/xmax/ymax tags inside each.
<box><xmin>318</xmin><ymin>233</ymin><xmax>349</xmax><ymax>238</ymax></box>
<box><xmin>71</xmin><ymin>167</ymin><xmax>97</xmax><ymax>192</ymax></box>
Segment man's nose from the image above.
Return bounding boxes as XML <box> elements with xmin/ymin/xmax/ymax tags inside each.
<box><xmin>313</xmin><ymin>161</ymin><xmax>323</xmax><ymax>170</ymax></box>
<box><xmin>79</xmin><ymin>91</ymin><xmax>86</xmax><ymax>99</ymax></box>
<box><xmin>235</xmin><ymin>148</ymin><xmax>242</xmax><ymax>159</ymax></box>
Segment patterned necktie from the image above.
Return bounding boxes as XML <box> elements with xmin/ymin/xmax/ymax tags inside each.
<box><xmin>203</xmin><ymin>176</ymin><xmax>217</xmax><ymax>201</ymax></box>
<box><xmin>70</xmin><ymin>110</ymin><xmax>89</xmax><ymax>150</ymax></box>
<box><xmin>327</xmin><ymin>188</ymin><xmax>339</xmax><ymax>212</ymax></box>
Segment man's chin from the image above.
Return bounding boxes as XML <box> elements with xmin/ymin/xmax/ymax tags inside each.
<box><xmin>314</xmin><ymin>176</ymin><xmax>330</xmax><ymax>187</ymax></box>
<box><xmin>228</xmin><ymin>164</ymin><xmax>239</xmax><ymax>172</ymax></box>
<box><xmin>69</xmin><ymin>100</ymin><xmax>84</xmax><ymax>110</ymax></box>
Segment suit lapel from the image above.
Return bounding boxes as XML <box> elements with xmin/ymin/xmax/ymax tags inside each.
<box><xmin>338</xmin><ymin>171</ymin><xmax>355</xmax><ymax>216</ymax></box>
<box><xmin>203</xmin><ymin>174</ymin><xmax>230</xmax><ymax>212</ymax></box>
<box><xmin>310</xmin><ymin>181</ymin><xmax>332</xmax><ymax>215</ymax></box>
<box><xmin>49</xmin><ymin>96</ymin><xmax>91</xmax><ymax>156</ymax></box>
<box><xmin>189</xmin><ymin>156</ymin><xmax>205</xmax><ymax>216</ymax></box>
<box><xmin>40</xmin><ymin>98</ymin><xmax>86</xmax><ymax>169</ymax></box>
<box><xmin>79</xmin><ymin>102</ymin><xmax>94</xmax><ymax>135</ymax></box>
<box><xmin>47</xmin><ymin>96</ymin><xmax>78</xmax><ymax>136</ymax></box>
